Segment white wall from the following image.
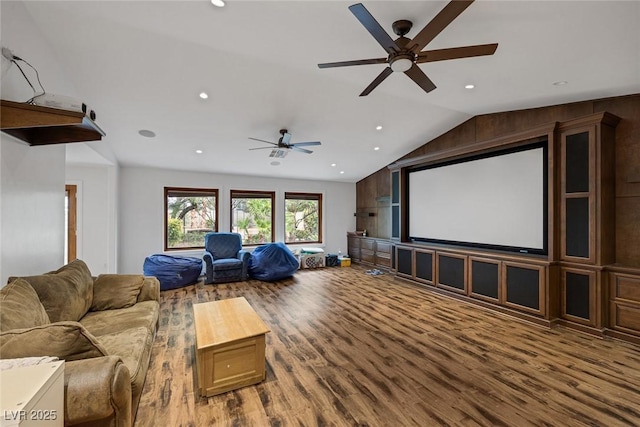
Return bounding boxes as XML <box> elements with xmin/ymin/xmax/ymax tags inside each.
<box><xmin>0</xmin><ymin>1</ymin><xmax>76</xmax><ymax>285</ymax></box>
<box><xmin>66</xmin><ymin>165</ymin><xmax>118</xmax><ymax>275</ymax></box>
<box><xmin>118</xmin><ymin>166</ymin><xmax>356</xmax><ymax>274</ymax></box>
<box><xmin>1</xmin><ymin>2</ymin><xmax>77</xmax><ymax>103</ymax></box>
<box><xmin>0</xmin><ymin>138</ymin><xmax>66</xmax><ymax>285</ymax></box>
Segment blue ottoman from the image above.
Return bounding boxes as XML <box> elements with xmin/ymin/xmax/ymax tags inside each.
<box><xmin>143</xmin><ymin>254</ymin><xmax>203</xmax><ymax>290</ymax></box>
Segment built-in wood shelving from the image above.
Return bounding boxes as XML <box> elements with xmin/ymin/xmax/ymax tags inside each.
<box><xmin>1</xmin><ymin>99</ymin><xmax>105</xmax><ymax>145</ymax></box>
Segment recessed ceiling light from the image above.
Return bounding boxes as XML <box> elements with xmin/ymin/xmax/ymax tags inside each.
<box><xmin>340</xmin><ymin>170</ymin><xmax>345</xmax><ymax>174</ymax></box>
<box><xmin>138</xmin><ymin>129</ymin><xmax>156</xmax><ymax>138</ymax></box>
<box><xmin>199</xmin><ymin>92</ymin><xmax>209</xmax><ymax>99</ymax></box>
<box><xmin>553</xmin><ymin>80</ymin><xmax>568</xmax><ymax>86</ymax></box>
<box><xmin>270</xmin><ymin>161</ymin><xmax>280</xmax><ymax>166</ymax></box>
<box><xmin>376</xmin><ymin>125</ymin><xmax>383</xmax><ymax>131</ymax></box>
<box><xmin>331</xmin><ymin>163</ymin><xmax>337</xmax><ymax>167</ymax></box>
<box><xmin>464</xmin><ymin>84</ymin><xmax>475</xmax><ymax>89</ymax></box>
<box><xmin>211</xmin><ymin>0</ymin><xmax>225</xmax><ymax>7</ymax></box>
<box><xmin>195</xmin><ymin>149</ymin><xmax>203</xmax><ymax>154</ymax></box>
<box><xmin>374</xmin><ymin>147</ymin><xmax>380</xmax><ymax>151</ymax></box>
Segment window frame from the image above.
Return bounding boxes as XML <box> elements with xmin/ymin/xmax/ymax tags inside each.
<box><xmin>284</xmin><ymin>192</ymin><xmax>323</xmax><ymax>245</ymax></box>
<box><xmin>164</xmin><ymin>187</ymin><xmax>219</xmax><ymax>251</ymax></box>
<box><xmin>230</xmin><ymin>189</ymin><xmax>276</xmax><ymax>246</ymax></box>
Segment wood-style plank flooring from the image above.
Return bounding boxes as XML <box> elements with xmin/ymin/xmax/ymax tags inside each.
<box><xmin>135</xmin><ymin>266</ymin><xmax>640</xmax><ymax>426</ymax></box>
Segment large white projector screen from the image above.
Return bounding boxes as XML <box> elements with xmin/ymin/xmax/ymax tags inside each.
<box><xmin>408</xmin><ymin>145</ymin><xmax>546</xmax><ymax>253</ymax></box>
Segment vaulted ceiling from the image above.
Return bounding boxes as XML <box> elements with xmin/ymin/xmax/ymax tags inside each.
<box><xmin>5</xmin><ymin>1</ymin><xmax>640</xmax><ymax>182</ymax></box>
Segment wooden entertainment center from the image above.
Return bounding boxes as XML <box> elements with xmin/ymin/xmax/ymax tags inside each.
<box><xmin>351</xmin><ymin>108</ymin><xmax>640</xmax><ymax>344</ymax></box>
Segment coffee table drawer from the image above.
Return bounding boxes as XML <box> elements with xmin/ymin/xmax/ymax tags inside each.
<box><xmin>197</xmin><ymin>335</ymin><xmax>266</xmax><ymax>397</ymax></box>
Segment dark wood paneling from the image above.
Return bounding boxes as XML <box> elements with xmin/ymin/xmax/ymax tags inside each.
<box><xmin>613</xmin><ymin>303</ymin><xmax>640</xmax><ymax>333</ymax></box>
<box><xmin>614</xmin><ymin>142</ymin><xmax>640</xmax><ymax>197</ymax></box>
<box><xmin>615</xmin><ymin>197</ymin><xmax>640</xmax><ymax>267</ymax></box>
<box><xmin>613</xmin><ymin>273</ymin><xmax>640</xmax><ymax>302</ymax></box>
<box><xmin>475</xmin><ymin>101</ymin><xmax>593</xmax><ymax>141</ymax></box>
<box><xmin>609</xmin><ymin>270</ymin><xmax>640</xmax><ymax>336</ymax></box>
<box><xmin>376</xmin><ymin>169</ymin><xmax>390</xmax><ymax>198</ymax></box>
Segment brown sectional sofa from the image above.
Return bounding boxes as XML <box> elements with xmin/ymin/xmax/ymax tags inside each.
<box><xmin>0</xmin><ymin>260</ymin><xmax>160</xmax><ymax>427</ymax></box>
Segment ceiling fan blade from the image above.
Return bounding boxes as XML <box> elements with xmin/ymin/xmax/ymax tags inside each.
<box><xmin>318</xmin><ymin>58</ymin><xmax>388</xmax><ymax>69</ymax></box>
<box><xmin>292</xmin><ymin>146</ymin><xmax>313</xmax><ymax>154</ymax></box>
<box><xmin>249</xmin><ymin>146</ymin><xmax>275</xmax><ymax>151</ymax></box>
<box><xmin>360</xmin><ymin>67</ymin><xmax>393</xmax><ymax>96</ymax></box>
<box><xmin>292</xmin><ymin>141</ymin><xmax>321</xmax><ymax>147</ymax></box>
<box><xmin>281</xmin><ymin>132</ymin><xmax>292</xmax><ymax>145</ymax></box>
<box><xmin>408</xmin><ymin>0</ymin><xmax>475</xmax><ymax>53</ymax></box>
<box><xmin>404</xmin><ymin>64</ymin><xmax>437</xmax><ymax>93</ymax></box>
<box><xmin>248</xmin><ymin>137</ymin><xmax>277</xmax><ymax>146</ymax></box>
<box><xmin>416</xmin><ymin>43</ymin><xmax>498</xmax><ymax>63</ymax></box>
<box><xmin>349</xmin><ymin>3</ymin><xmax>399</xmax><ymax>55</ymax></box>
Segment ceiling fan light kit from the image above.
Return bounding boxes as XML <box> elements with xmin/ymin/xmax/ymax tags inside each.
<box><xmin>389</xmin><ymin>53</ymin><xmax>414</xmax><ymax>72</ymax></box>
<box><xmin>318</xmin><ymin>0</ymin><xmax>498</xmax><ymax>96</ymax></box>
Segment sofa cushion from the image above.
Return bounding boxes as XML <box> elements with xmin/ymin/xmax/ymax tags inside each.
<box><xmin>0</xmin><ymin>321</ymin><xmax>108</xmax><ymax>361</ymax></box>
<box><xmin>0</xmin><ymin>278</ymin><xmax>50</xmax><ymax>332</ymax></box>
<box><xmin>80</xmin><ymin>301</ymin><xmax>160</xmax><ymax>338</ymax></box>
<box><xmin>96</xmin><ymin>327</ymin><xmax>153</xmax><ymax>405</ymax></box>
<box><xmin>91</xmin><ymin>274</ymin><xmax>144</xmax><ymax>311</ymax></box>
<box><xmin>212</xmin><ymin>258</ymin><xmax>243</xmax><ymax>271</ymax></box>
<box><xmin>12</xmin><ymin>259</ymin><xmax>94</xmax><ymax>322</ymax></box>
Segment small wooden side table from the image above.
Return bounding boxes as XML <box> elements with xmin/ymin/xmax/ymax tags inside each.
<box><xmin>193</xmin><ymin>297</ymin><xmax>271</xmax><ymax>397</ymax></box>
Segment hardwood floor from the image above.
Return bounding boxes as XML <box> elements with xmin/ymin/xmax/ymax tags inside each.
<box><xmin>135</xmin><ymin>266</ymin><xmax>640</xmax><ymax>427</ymax></box>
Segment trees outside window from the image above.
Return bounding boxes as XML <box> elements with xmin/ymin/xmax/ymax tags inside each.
<box><xmin>285</xmin><ymin>192</ymin><xmax>322</xmax><ymax>244</ymax></box>
<box><xmin>231</xmin><ymin>190</ymin><xmax>275</xmax><ymax>245</ymax></box>
<box><xmin>165</xmin><ymin>187</ymin><xmax>218</xmax><ymax>250</ymax></box>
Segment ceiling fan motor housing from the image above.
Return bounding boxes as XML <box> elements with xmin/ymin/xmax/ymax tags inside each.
<box><xmin>392</xmin><ymin>19</ymin><xmax>413</xmax><ymax>36</ymax></box>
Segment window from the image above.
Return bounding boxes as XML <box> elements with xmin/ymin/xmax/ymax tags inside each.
<box><xmin>285</xmin><ymin>192</ymin><xmax>322</xmax><ymax>244</ymax></box>
<box><xmin>165</xmin><ymin>187</ymin><xmax>218</xmax><ymax>250</ymax></box>
<box><xmin>230</xmin><ymin>190</ymin><xmax>275</xmax><ymax>245</ymax></box>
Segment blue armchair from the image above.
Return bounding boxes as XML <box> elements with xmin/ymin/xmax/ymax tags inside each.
<box><xmin>203</xmin><ymin>232</ymin><xmax>250</xmax><ymax>284</ymax></box>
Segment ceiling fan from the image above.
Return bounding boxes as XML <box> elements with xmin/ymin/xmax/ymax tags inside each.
<box><xmin>318</xmin><ymin>1</ymin><xmax>498</xmax><ymax>96</ymax></box>
<box><xmin>249</xmin><ymin>129</ymin><xmax>321</xmax><ymax>158</ymax></box>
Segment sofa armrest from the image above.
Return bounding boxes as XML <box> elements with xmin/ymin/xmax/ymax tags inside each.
<box><xmin>203</xmin><ymin>251</ymin><xmax>214</xmax><ymax>266</ymax></box>
<box><xmin>137</xmin><ymin>276</ymin><xmax>160</xmax><ymax>303</ymax></box>
<box><xmin>64</xmin><ymin>356</ymin><xmax>131</xmax><ymax>427</ymax></box>
<box><xmin>239</xmin><ymin>250</ymin><xmax>250</xmax><ymax>280</ymax></box>
<box><xmin>238</xmin><ymin>250</ymin><xmax>250</xmax><ymax>262</ymax></box>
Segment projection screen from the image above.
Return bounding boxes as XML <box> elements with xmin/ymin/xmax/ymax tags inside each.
<box><xmin>407</xmin><ymin>144</ymin><xmax>547</xmax><ymax>254</ymax></box>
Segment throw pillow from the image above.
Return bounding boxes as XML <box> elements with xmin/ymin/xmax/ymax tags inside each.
<box><xmin>0</xmin><ymin>321</ymin><xmax>108</xmax><ymax>361</ymax></box>
<box><xmin>91</xmin><ymin>274</ymin><xmax>144</xmax><ymax>311</ymax></box>
<box><xmin>0</xmin><ymin>278</ymin><xmax>50</xmax><ymax>333</ymax></box>
<box><xmin>11</xmin><ymin>259</ymin><xmax>94</xmax><ymax>322</ymax></box>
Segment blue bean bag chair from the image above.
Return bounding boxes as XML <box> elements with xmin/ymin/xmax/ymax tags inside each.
<box><xmin>143</xmin><ymin>254</ymin><xmax>203</xmax><ymax>290</ymax></box>
<box><xmin>248</xmin><ymin>242</ymin><xmax>299</xmax><ymax>281</ymax></box>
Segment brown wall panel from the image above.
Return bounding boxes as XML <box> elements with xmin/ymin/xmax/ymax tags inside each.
<box><xmin>356</xmin><ymin>168</ymin><xmax>391</xmax><ymax>236</ymax></box>
<box><xmin>475</xmin><ymin>102</ymin><xmax>594</xmax><ymax>141</ymax></box>
<box><xmin>616</xmin><ymin>197</ymin><xmax>640</xmax><ymax>266</ymax></box>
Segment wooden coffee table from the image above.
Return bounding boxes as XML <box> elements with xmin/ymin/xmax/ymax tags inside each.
<box><xmin>193</xmin><ymin>297</ymin><xmax>270</xmax><ymax>397</ymax></box>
